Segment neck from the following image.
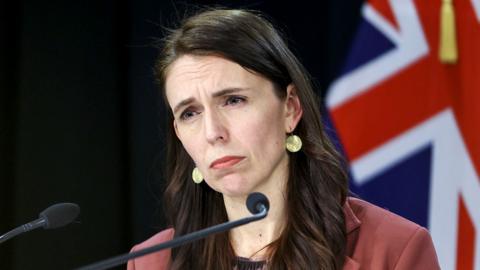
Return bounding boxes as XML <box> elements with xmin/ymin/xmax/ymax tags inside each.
<box><xmin>223</xmin><ymin>175</ymin><xmax>288</xmax><ymax>259</ymax></box>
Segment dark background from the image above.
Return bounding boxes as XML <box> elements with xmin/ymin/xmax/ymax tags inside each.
<box><xmin>0</xmin><ymin>1</ymin><xmax>363</xmax><ymax>269</ymax></box>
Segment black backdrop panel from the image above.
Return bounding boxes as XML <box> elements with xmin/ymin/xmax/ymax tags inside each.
<box><xmin>0</xmin><ymin>1</ymin><xmax>20</xmax><ymax>269</ymax></box>
<box><xmin>5</xmin><ymin>1</ymin><xmax>129</xmax><ymax>269</ymax></box>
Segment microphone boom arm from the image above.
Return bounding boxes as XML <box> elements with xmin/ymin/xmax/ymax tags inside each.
<box><xmin>0</xmin><ymin>218</ymin><xmax>46</xmax><ymax>244</ymax></box>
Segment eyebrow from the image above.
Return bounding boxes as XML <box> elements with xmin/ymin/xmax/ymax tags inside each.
<box><xmin>172</xmin><ymin>87</ymin><xmax>248</xmax><ymax>114</ymax></box>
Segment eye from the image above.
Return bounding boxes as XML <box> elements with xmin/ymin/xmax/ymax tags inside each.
<box><xmin>225</xmin><ymin>96</ymin><xmax>246</xmax><ymax>106</ymax></box>
<box><xmin>179</xmin><ymin>109</ymin><xmax>199</xmax><ymax>121</ymax></box>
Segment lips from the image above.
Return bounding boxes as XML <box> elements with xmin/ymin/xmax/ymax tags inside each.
<box><xmin>210</xmin><ymin>156</ymin><xmax>244</xmax><ymax>169</ymax></box>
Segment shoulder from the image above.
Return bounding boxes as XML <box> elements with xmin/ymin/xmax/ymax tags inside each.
<box><xmin>348</xmin><ymin>197</ymin><xmax>420</xmax><ymax>238</ymax></box>
<box><xmin>132</xmin><ymin>228</ymin><xmax>175</xmax><ymax>250</ymax></box>
<box><xmin>345</xmin><ymin>197</ymin><xmax>440</xmax><ymax>269</ymax></box>
<box><xmin>127</xmin><ymin>228</ymin><xmax>174</xmax><ymax>270</ymax></box>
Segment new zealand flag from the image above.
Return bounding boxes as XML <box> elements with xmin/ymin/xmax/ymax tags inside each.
<box><xmin>326</xmin><ymin>1</ymin><xmax>480</xmax><ymax>269</ymax></box>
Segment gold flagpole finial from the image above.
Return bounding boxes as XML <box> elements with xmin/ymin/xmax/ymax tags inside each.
<box><xmin>439</xmin><ymin>0</ymin><xmax>458</xmax><ymax>64</ymax></box>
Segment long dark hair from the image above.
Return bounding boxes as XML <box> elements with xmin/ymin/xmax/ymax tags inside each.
<box><xmin>156</xmin><ymin>8</ymin><xmax>348</xmax><ymax>270</ymax></box>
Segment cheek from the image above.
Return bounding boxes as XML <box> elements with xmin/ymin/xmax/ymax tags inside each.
<box><xmin>177</xmin><ymin>128</ymin><xmax>204</xmax><ymax>164</ymax></box>
<box><xmin>236</xmin><ymin>109</ymin><xmax>286</xmax><ymax>156</ymax></box>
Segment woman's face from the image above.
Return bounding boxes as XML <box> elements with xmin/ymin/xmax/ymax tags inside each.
<box><xmin>165</xmin><ymin>55</ymin><xmax>301</xmax><ymax>198</ymax></box>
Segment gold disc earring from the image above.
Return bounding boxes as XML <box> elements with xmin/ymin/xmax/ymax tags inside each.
<box><xmin>192</xmin><ymin>167</ymin><xmax>204</xmax><ymax>184</ymax></box>
<box><xmin>286</xmin><ymin>134</ymin><xmax>302</xmax><ymax>152</ymax></box>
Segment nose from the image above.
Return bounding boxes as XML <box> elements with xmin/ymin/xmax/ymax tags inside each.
<box><xmin>203</xmin><ymin>108</ymin><xmax>228</xmax><ymax>144</ymax></box>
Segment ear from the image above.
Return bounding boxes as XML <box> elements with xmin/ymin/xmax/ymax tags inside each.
<box><xmin>284</xmin><ymin>84</ymin><xmax>303</xmax><ymax>132</ymax></box>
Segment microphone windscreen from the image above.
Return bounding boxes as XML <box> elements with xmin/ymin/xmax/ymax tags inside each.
<box><xmin>246</xmin><ymin>192</ymin><xmax>269</xmax><ymax>214</ymax></box>
<box><xmin>39</xmin><ymin>203</ymin><xmax>80</xmax><ymax>229</ymax></box>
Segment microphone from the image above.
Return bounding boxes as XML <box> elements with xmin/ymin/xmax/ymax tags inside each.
<box><xmin>76</xmin><ymin>192</ymin><xmax>270</xmax><ymax>270</ymax></box>
<box><xmin>246</xmin><ymin>192</ymin><xmax>270</xmax><ymax>214</ymax></box>
<box><xmin>0</xmin><ymin>202</ymin><xmax>80</xmax><ymax>244</ymax></box>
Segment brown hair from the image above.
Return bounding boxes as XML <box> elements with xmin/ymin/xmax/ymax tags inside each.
<box><xmin>156</xmin><ymin>8</ymin><xmax>348</xmax><ymax>270</ymax></box>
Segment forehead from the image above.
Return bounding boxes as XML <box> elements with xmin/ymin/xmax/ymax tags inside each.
<box><xmin>164</xmin><ymin>55</ymin><xmax>268</xmax><ymax>105</ymax></box>
<box><xmin>166</xmin><ymin>55</ymin><xmax>247</xmax><ymax>86</ymax></box>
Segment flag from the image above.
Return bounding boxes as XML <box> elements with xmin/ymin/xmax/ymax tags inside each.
<box><xmin>326</xmin><ymin>0</ymin><xmax>480</xmax><ymax>269</ymax></box>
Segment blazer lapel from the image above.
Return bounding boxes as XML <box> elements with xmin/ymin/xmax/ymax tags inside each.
<box><xmin>343</xmin><ymin>256</ymin><xmax>360</xmax><ymax>270</ymax></box>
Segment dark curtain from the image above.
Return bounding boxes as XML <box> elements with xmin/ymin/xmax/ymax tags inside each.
<box><xmin>0</xmin><ymin>1</ymin><xmax>363</xmax><ymax>269</ymax></box>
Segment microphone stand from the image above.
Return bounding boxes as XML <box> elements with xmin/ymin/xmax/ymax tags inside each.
<box><xmin>76</xmin><ymin>207</ymin><xmax>267</xmax><ymax>270</ymax></box>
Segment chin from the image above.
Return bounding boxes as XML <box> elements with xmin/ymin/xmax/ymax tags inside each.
<box><xmin>215</xmin><ymin>176</ymin><xmax>253</xmax><ymax>198</ymax></box>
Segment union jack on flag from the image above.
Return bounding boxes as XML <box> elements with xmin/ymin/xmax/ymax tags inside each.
<box><xmin>326</xmin><ymin>0</ymin><xmax>480</xmax><ymax>269</ymax></box>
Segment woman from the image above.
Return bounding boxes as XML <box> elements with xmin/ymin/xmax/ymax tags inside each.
<box><xmin>128</xmin><ymin>8</ymin><xmax>440</xmax><ymax>270</ymax></box>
